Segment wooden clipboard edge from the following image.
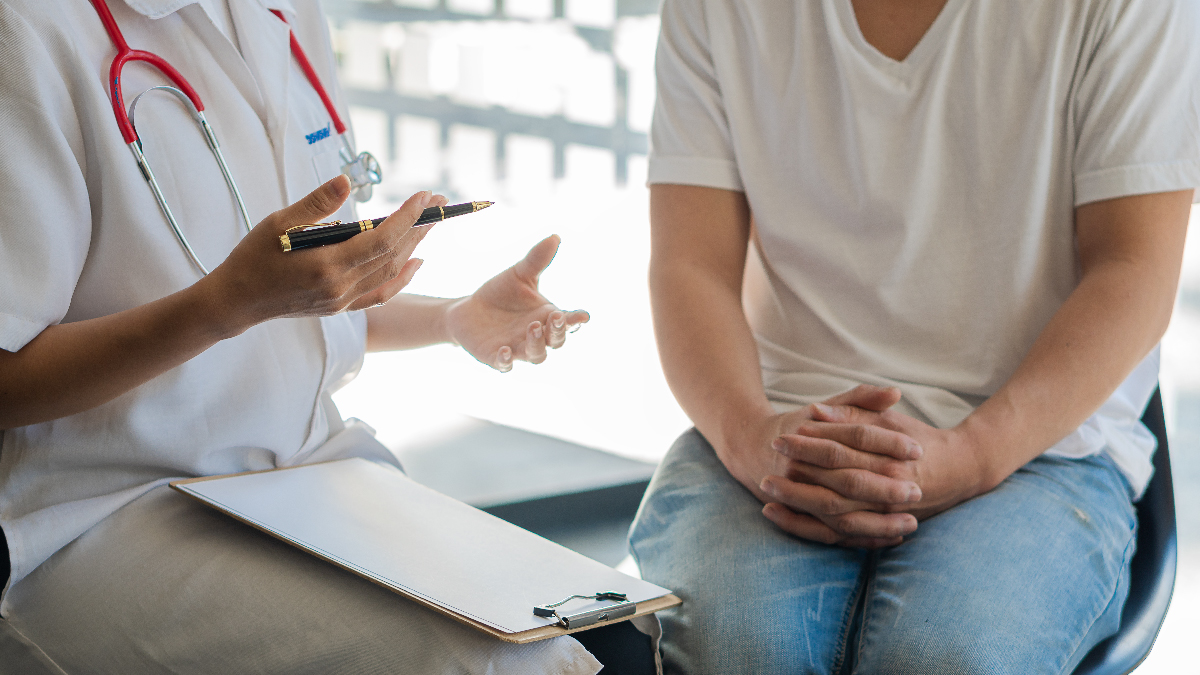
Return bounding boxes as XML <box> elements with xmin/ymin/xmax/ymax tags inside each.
<box><xmin>169</xmin><ymin>472</ymin><xmax>682</xmax><ymax>644</ymax></box>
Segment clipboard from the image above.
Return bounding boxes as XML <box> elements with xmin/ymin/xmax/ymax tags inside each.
<box><xmin>170</xmin><ymin>458</ymin><xmax>681</xmax><ymax>643</ymax></box>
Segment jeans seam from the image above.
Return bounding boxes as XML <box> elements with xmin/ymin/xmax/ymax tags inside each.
<box><xmin>1053</xmin><ymin>524</ymin><xmax>1139</xmax><ymax>675</ymax></box>
<box><xmin>848</xmin><ymin>551</ymin><xmax>880</xmax><ymax>675</ymax></box>
<box><xmin>833</xmin><ymin>551</ymin><xmax>874</xmax><ymax>675</ymax></box>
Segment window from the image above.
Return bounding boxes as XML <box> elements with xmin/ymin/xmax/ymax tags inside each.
<box><xmin>327</xmin><ymin>0</ymin><xmax>688</xmax><ymax>463</ymax></box>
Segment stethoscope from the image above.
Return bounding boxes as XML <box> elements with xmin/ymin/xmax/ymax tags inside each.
<box><xmin>89</xmin><ymin>0</ymin><xmax>382</xmax><ymax>275</ymax></box>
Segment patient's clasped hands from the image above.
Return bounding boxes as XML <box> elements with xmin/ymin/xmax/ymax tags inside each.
<box><xmin>750</xmin><ymin>385</ymin><xmax>994</xmax><ymax>549</ymax></box>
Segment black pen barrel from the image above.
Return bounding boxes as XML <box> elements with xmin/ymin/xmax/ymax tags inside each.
<box><xmin>415</xmin><ymin>202</ymin><xmax>477</xmax><ymax>226</ymax></box>
<box><xmin>281</xmin><ymin>201</ymin><xmax>492</xmax><ymax>252</ymax></box>
<box><xmin>285</xmin><ymin>222</ymin><xmax>366</xmax><ymax>251</ymax></box>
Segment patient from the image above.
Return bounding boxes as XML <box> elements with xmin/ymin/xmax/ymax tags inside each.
<box><xmin>630</xmin><ymin>0</ymin><xmax>1199</xmax><ymax>673</ymax></box>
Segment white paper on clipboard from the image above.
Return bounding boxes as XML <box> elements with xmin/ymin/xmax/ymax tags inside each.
<box><xmin>171</xmin><ymin>458</ymin><xmax>678</xmax><ymax>642</ymax></box>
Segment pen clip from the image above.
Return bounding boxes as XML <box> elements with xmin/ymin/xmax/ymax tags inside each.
<box><xmin>285</xmin><ymin>220</ymin><xmax>342</xmax><ymax>234</ymax></box>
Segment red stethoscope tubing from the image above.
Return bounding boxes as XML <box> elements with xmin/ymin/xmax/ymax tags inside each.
<box><xmin>90</xmin><ymin>0</ymin><xmax>204</xmax><ymax>144</ymax></box>
<box><xmin>90</xmin><ymin>0</ymin><xmax>346</xmax><ymax>143</ymax></box>
<box><xmin>270</xmin><ymin>9</ymin><xmax>347</xmax><ymax>135</ymax></box>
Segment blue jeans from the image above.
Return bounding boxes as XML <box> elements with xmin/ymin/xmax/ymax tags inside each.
<box><xmin>629</xmin><ymin>429</ymin><xmax>1138</xmax><ymax>675</ymax></box>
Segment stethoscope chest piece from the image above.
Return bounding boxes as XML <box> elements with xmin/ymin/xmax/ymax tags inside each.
<box><xmin>340</xmin><ymin>143</ymin><xmax>382</xmax><ymax>203</ymax></box>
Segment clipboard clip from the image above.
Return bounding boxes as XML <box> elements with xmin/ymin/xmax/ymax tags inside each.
<box><xmin>533</xmin><ymin>591</ymin><xmax>636</xmax><ymax>629</ymax></box>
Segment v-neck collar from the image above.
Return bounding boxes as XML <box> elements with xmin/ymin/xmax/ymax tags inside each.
<box><xmin>832</xmin><ymin>0</ymin><xmax>967</xmax><ymax>76</ymax></box>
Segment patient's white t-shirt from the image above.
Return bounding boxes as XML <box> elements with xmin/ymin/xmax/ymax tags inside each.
<box><xmin>647</xmin><ymin>0</ymin><xmax>1200</xmax><ymax>495</ymax></box>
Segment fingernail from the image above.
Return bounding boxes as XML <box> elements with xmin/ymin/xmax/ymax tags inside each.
<box><xmin>813</xmin><ymin>403</ymin><xmax>834</xmax><ymax>416</ymax></box>
<box><xmin>327</xmin><ymin>174</ymin><xmax>349</xmax><ymax>196</ymax></box>
<box><xmin>552</xmin><ymin>313</ymin><xmax>565</xmax><ymax>329</ymax></box>
<box><xmin>771</xmin><ymin>438</ymin><xmax>784</xmax><ymax>451</ymax></box>
<box><xmin>759</xmin><ymin>479</ymin><xmax>775</xmax><ymax>496</ymax></box>
<box><xmin>907</xmin><ymin>485</ymin><xmax>922</xmax><ymax>502</ymax></box>
<box><xmin>532</xmin><ymin>324</ymin><xmax>543</xmax><ymax>339</ymax></box>
<box><xmin>420</xmin><ymin>191</ymin><xmax>432</xmax><ymax>206</ymax></box>
<box><xmin>907</xmin><ymin>442</ymin><xmax>923</xmax><ymax>458</ymax></box>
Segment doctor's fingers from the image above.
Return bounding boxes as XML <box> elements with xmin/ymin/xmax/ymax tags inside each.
<box><xmin>344</xmin><ymin>258</ymin><xmax>425</xmax><ymax>312</ymax></box>
<box><xmin>331</xmin><ymin>191</ymin><xmax>434</xmax><ymax>268</ymax></box>
<box><xmin>545</xmin><ymin>312</ymin><xmax>567</xmax><ymax>349</ymax></box>
<box><xmin>524</xmin><ymin>307</ymin><xmax>591</xmax><ymax>361</ymax></box>
<box><xmin>762</xmin><ymin>504</ymin><xmax>906</xmax><ymax>549</ymax></box>
<box><xmin>331</xmin><ymin>219</ymin><xmax>432</xmax><ymax>281</ymax></box>
<box><xmin>494</xmin><ymin>346</ymin><xmax>514</xmax><ymax>373</ymax></box>
<box><xmin>283</xmin><ymin>226</ymin><xmax>424</xmax><ymax>312</ymax></box>
<box><xmin>269</xmin><ymin>175</ymin><xmax>352</xmax><ymax>232</ymax></box>
<box><xmin>524</xmin><ymin>322</ymin><xmax>548</xmax><ymax>364</ymax></box>
<box><xmin>545</xmin><ymin>310</ymin><xmax>590</xmax><ymax>349</ymax></box>
<box><xmin>341</xmin><ymin>241</ymin><xmax>428</xmax><ymax>306</ymax></box>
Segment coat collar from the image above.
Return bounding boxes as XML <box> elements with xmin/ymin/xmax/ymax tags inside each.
<box><xmin>121</xmin><ymin>0</ymin><xmax>296</xmax><ymax>21</ymax></box>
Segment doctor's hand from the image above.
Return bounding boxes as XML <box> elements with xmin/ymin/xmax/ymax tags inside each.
<box><xmin>203</xmin><ymin>175</ymin><xmax>435</xmax><ymax>332</ymax></box>
<box><xmin>443</xmin><ymin>235</ymin><xmax>589</xmax><ymax>372</ymax></box>
<box><xmin>761</xmin><ymin>400</ymin><xmax>991</xmax><ymax>546</ymax></box>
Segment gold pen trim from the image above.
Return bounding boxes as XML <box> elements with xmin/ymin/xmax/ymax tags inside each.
<box><xmin>279</xmin><ymin>234</ymin><xmax>292</xmax><ymax>252</ymax></box>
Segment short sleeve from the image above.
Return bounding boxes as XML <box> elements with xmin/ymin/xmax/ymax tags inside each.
<box><xmin>1072</xmin><ymin>0</ymin><xmax>1200</xmax><ymax>206</ymax></box>
<box><xmin>0</xmin><ymin>5</ymin><xmax>91</xmax><ymax>351</ymax></box>
<box><xmin>647</xmin><ymin>0</ymin><xmax>743</xmax><ymax>191</ymax></box>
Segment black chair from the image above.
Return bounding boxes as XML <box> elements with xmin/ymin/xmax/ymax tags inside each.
<box><xmin>1073</xmin><ymin>388</ymin><xmax>1177</xmax><ymax>675</ymax></box>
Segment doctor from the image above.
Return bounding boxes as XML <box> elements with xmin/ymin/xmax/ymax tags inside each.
<box><xmin>0</xmin><ymin>0</ymin><xmax>630</xmax><ymax>673</ymax></box>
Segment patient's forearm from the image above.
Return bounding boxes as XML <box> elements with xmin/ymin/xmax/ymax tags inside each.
<box><xmin>961</xmin><ymin>190</ymin><xmax>1191</xmax><ymax>490</ymax></box>
<box><xmin>652</xmin><ymin>261</ymin><xmax>776</xmax><ymax>455</ymax></box>
<box><xmin>648</xmin><ymin>185</ymin><xmax>774</xmax><ymax>459</ymax></box>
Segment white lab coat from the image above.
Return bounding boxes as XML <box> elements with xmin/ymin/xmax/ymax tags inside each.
<box><xmin>0</xmin><ymin>0</ymin><xmax>600</xmax><ymax>671</ymax></box>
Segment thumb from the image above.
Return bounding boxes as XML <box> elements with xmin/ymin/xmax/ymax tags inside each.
<box><xmin>275</xmin><ymin>174</ymin><xmax>351</xmax><ymax>231</ymax></box>
<box><xmin>512</xmin><ymin>235</ymin><xmax>561</xmax><ymax>285</ymax></box>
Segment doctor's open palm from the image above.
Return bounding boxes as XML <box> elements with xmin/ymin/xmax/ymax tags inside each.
<box><xmin>443</xmin><ymin>235</ymin><xmax>590</xmax><ymax>372</ymax></box>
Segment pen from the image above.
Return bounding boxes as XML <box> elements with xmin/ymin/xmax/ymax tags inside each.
<box><xmin>279</xmin><ymin>201</ymin><xmax>494</xmax><ymax>252</ymax></box>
